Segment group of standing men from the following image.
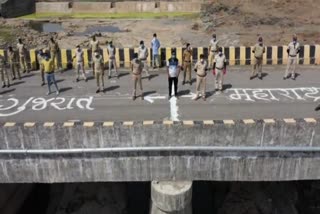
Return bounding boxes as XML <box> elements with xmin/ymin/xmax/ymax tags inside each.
<box><xmin>0</xmin><ymin>32</ymin><xmax>303</xmax><ymax>101</ymax></box>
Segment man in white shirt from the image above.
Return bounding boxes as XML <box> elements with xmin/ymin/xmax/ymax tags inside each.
<box><xmin>107</xmin><ymin>41</ymin><xmax>118</xmax><ymax>79</ymax></box>
<box><xmin>213</xmin><ymin>47</ymin><xmax>227</xmax><ymax>93</ymax></box>
<box><xmin>167</xmin><ymin>50</ymin><xmax>181</xmax><ymax>99</ymax></box>
<box><xmin>138</xmin><ymin>40</ymin><xmax>150</xmax><ymax>80</ymax></box>
<box><xmin>284</xmin><ymin>35</ymin><xmax>300</xmax><ymax>80</ymax></box>
<box><xmin>209</xmin><ymin>34</ymin><xmax>220</xmax><ymax>69</ymax></box>
<box><xmin>72</xmin><ymin>45</ymin><xmax>87</xmax><ymax>82</ymax></box>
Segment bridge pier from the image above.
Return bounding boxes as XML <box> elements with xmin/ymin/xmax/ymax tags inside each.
<box><xmin>150</xmin><ymin>181</ymin><xmax>193</xmax><ymax>214</ymax></box>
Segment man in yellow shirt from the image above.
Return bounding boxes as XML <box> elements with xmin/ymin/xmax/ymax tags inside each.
<box><xmin>41</xmin><ymin>53</ymin><xmax>59</xmax><ymax>95</ymax></box>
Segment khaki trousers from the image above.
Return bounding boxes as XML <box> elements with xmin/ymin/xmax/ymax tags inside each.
<box><xmin>285</xmin><ymin>56</ymin><xmax>297</xmax><ymax>78</ymax></box>
<box><xmin>40</xmin><ymin>64</ymin><xmax>45</xmax><ymax>83</ymax></box>
<box><xmin>251</xmin><ymin>57</ymin><xmax>263</xmax><ymax>78</ymax></box>
<box><xmin>50</xmin><ymin>51</ymin><xmax>59</xmax><ymax>69</ymax></box>
<box><xmin>141</xmin><ymin>60</ymin><xmax>150</xmax><ymax>77</ymax></box>
<box><xmin>10</xmin><ymin>62</ymin><xmax>21</xmax><ymax>79</ymax></box>
<box><xmin>19</xmin><ymin>55</ymin><xmax>28</xmax><ymax>72</ymax></box>
<box><xmin>95</xmin><ymin>70</ymin><xmax>104</xmax><ymax>90</ymax></box>
<box><xmin>0</xmin><ymin>65</ymin><xmax>10</xmax><ymax>85</ymax></box>
<box><xmin>195</xmin><ymin>75</ymin><xmax>206</xmax><ymax>97</ymax></box>
<box><xmin>132</xmin><ymin>74</ymin><xmax>143</xmax><ymax>97</ymax></box>
<box><xmin>215</xmin><ymin>68</ymin><xmax>223</xmax><ymax>90</ymax></box>
<box><xmin>76</xmin><ymin>62</ymin><xmax>86</xmax><ymax>80</ymax></box>
<box><xmin>183</xmin><ymin>62</ymin><xmax>192</xmax><ymax>83</ymax></box>
<box><xmin>209</xmin><ymin>51</ymin><xmax>217</xmax><ymax>68</ymax></box>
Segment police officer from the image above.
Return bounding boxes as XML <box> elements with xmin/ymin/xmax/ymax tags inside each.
<box><xmin>8</xmin><ymin>46</ymin><xmax>21</xmax><ymax>81</ymax></box>
<box><xmin>209</xmin><ymin>34</ymin><xmax>220</xmax><ymax>68</ymax></box>
<box><xmin>131</xmin><ymin>53</ymin><xmax>144</xmax><ymax>100</ymax></box>
<box><xmin>0</xmin><ymin>53</ymin><xmax>10</xmax><ymax>88</ymax></box>
<box><xmin>151</xmin><ymin>33</ymin><xmax>160</xmax><ymax>69</ymax></box>
<box><xmin>107</xmin><ymin>41</ymin><xmax>118</xmax><ymax>79</ymax></box>
<box><xmin>138</xmin><ymin>41</ymin><xmax>150</xmax><ymax>80</ymax></box>
<box><xmin>93</xmin><ymin>50</ymin><xmax>105</xmax><ymax>93</ymax></box>
<box><xmin>167</xmin><ymin>50</ymin><xmax>180</xmax><ymax>99</ymax></box>
<box><xmin>17</xmin><ymin>38</ymin><xmax>29</xmax><ymax>73</ymax></box>
<box><xmin>41</xmin><ymin>52</ymin><xmax>59</xmax><ymax>95</ymax></box>
<box><xmin>213</xmin><ymin>47</ymin><xmax>227</xmax><ymax>93</ymax></box>
<box><xmin>90</xmin><ymin>35</ymin><xmax>100</xmax><ymax>75</ymax></box>
<box><xmin>72</xmin><ymin>45</ymin><xmax>87</xmax><ymax>82</ymax></box>
<box><xmin>37</xmin><ymin>49</ymin><xmax>45</xmax><ymax>86</ymax></box>
<box><xmin>284</xmin><ymin>35</ymin><xmax>300</xmax><ymax>80</ymax></box>
<box><xmin>182</xmin><ymin>43</ymin><xmax>192</xmax><ymax>85</ymax></box>
<box><xmin>193</xmin><ymin>54</ymin><xmax>208</xmax><ymax>101</ymax></box>
<box><xmin>250</xmin><ymin>37</ymin><xmax>265</xmax><ymax>80</ymax></box>
<box><xmin>48</xmin><ymin>37</ymin><xmax>60</xmax><ymax>70</ymax></box>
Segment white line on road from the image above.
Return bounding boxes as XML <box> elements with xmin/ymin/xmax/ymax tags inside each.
<box><xmin>144</xmin><ymin>95</ymin><xmax>166</xmax><ymax>103</ymax></box>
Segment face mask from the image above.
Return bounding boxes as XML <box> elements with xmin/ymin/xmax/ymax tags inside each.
<box><xmin>259</xmin><ymin>42</ymin><xmax>263</xmax><ymax>46</ymax></box>
<box><xmin>95</xmin><ymin>53</ymin><xmax>99</xmax><ymax>57</ymax></box>
<box><xmin>219</xmin><ymin>52</ymin><xmax>222</xmax><ymax>56</ymax></box>
<box><xmin>213</xmin><ymin>37</ymin><xmax>216</xmax><ymax>41</ymax></box>
<box><xmin>200</xmin><ymin>59</ymin><xmax>204</xmax><ymax>63</ymax></box>
<box><xmin>172</xmin><ymin>55</ymin><xmax>176</xmax><ymax>58</ymax></box>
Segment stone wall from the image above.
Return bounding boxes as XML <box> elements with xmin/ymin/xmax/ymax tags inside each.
<box><xmin>0</xmin><ymin>0</ymin><xmax>35</xmax><ymax>18</ymax></box>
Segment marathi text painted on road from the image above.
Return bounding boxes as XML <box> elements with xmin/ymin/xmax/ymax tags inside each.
<box><xmin>227</xmin><ymin>87</ymin><xmax>320</xmax><ymax>102</ymax></box>
<box><xmin>0</xmin><ymin>97</ymin><xmax>94</xmax><ymax>117</ymax></box>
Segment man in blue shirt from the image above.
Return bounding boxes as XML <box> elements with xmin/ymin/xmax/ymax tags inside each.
<box><xmin>167</xmin><ymin>50</ymin><xmax>181</xmax><ymax>99</ymax></box>
<box><xmin>151</xmin><ymin>33</ymin><xmax>161</xmax><ymax>69</ymax></box>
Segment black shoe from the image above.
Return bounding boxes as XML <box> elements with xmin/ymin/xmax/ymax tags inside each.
<box><xmin>259</xmin><ymin>76</ymin><xmax>262</xmax><ymax>80</ymax></box>
<box><xmin>132</xmin><ymin>96</ymin><xmax>136</xmax><ymax>101</ymax></box>
<box><xmin>250</xmin><ymin>76</ymin><xmax>254</xmax><ymax>80</ymax></box>
<box><xmin>76</xmin><ymin>78</ymin><xmax>79</xmax><ymax>82</ymax></box>
<box><xmin>85</xmin><ymin>78</ymin><xmax>88</xmax><ymax>82</ymax></box>
<box><xmin>108</xmin><ymin>76</ymin><xmax>111</xmax><ymax>80</ymax></box>
<box><xmin>182</xmin><ymin>81</ymin><xmax>185</xmax><ymax>85</ymax></box>
<box><xmin>315</xmin><ymin>105</ymin><xmax>320</xmax><ymax>111</ymax></box>
<box><xmin>23</xmin><ymin>70</ymin><xmax>26</xmax><ymax>74</ymax></box>
<box><xmin>96</xmin><ymin>89</ymin><xmax>100</xmax><ymax>93</ymax></box>
<box><xmin>2</xmin><ymin>85</ymin><xmax>5</xmax><ymax>88</ymax></box>
<box><xmin>292</xmin><ymin>77</ymin><xmax>296</xmax><ymax>81</ymax></box>
<box><xmin>283</xmin><ymin>77</ymin><xmax>286</xmax><ymax>80</ymax></box>
<box><xmin>12</xmin><ymin>77</ymin><xmax>16</xmax><ymax>81</ymax></box>
<box><xmin>7</xmin><ymin>84</ymin><xmax>10</xmax><ymax>88</ymax></box>
<box><xmin>41</xmin><ymin>82</ymin><xmax>45</xmax><ymax>86</ymax></box>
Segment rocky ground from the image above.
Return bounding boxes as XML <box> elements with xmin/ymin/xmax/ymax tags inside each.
<box><xmin>0</xmin><ymin>0</ymin><xmax>320</xmax><ymax>50</ymax></box>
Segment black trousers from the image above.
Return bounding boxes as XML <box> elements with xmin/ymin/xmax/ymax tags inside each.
<box><xmin>168</xmin><ymin>77</ymin><xmax>178</xmax><ymax>96</ymax></box>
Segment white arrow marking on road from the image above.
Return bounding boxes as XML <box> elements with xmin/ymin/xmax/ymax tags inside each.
<box><xmin>181</xmin><ymin>92</ymin><xmax>197</xmax><ymax>99</ymax></box>
<box><xmin>144</xmin><ymin>95</ymin><xmax>166</xmax><ymax>103</ymax></box>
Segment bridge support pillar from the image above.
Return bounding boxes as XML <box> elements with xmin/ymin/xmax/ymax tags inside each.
<box><xmin>150</xmin><ymin>181</ymin><xmax>193</xmax><ymax>214</ymax></box>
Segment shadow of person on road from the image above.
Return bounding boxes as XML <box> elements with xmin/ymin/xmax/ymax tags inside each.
<box><xmin>178</xmin><ymin>89</ymin><xmax>191</xmax><ymax>96</ymax></box>
<box><xmin>56</xmin><ymin>79</ymin><xmax>65</xmax><ymax>83</ymax></box>
<box><xmin>59</xmin><ymin>87</ymin><xmax>73</xmax><ymax>93</ymax></box>
<box><xmin>22</xmin><ymin>73</ymin><xmax>34</xmax><ymax>79</ymax></box>
<box><xmin>222</xmin><ymin>84</ymin><xmax>232</xmax><ymax>91</ymax></box>
<box><xmin>143</xmin><ymin>90</ymin><xmax>157</xmax><ymax>96</ymax></box>
<box><xmin>0</xmin><ymin>88</ymin><xmax>15</xmax><ymax>95</ymax></box>
<box><xmin>142</xmin><ymin>74</ymin><xmax>158</xmax><ymax>80</ymax></box>
<box><xmin>118</xmin><ymin>72</ymin><xmax>130</xmax><ymax>78</ymax></box>
<box><xmin>11</xmin><ymin>81</ymin><xmax>25</xmax><ymax>86</ymax></box>
<box><xmin>103</xmin><ymin>85</ymin><xmax>120</xmax><ymax>93</ymax></box>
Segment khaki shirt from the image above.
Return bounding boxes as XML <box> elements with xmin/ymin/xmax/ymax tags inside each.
<box><xmin>194</xmin><ymin>60</ymin><xmax>208</xmax><ymax>76</ymax></box>
<box><xmin>214</xmin><ymin>54</ymin><xmax>226</xmax><ymax>69</ymax></box>
<box><xmin>90</xmin><ymin>40</ymin><xmax>99</xmax><ymax>52</ymax></box>
<box><xmin>8</xmin><ymin>50</ymin><xmax>17</xmax><ymax>64</ymax></box>
<box><xmin>183</xmin><ymin>49</ymin><xmax>192</xmax><ymax>62</ymax></box>
<box><xmin>49</xmin><ymin>41</ymin><xmax>59</xmax><ymax>53</ymax></box>
<box><xmin>287</xmin><ymin>41</ymin><xmax>300</xmax><ymax>56</ymax></box>
<box><xmin>93</xmin><ymin>55</ymin><xmax>103</xmax><ymax>71</ymax></box>
<box><xmin>0</xmin><ymin>55</ymin><xmax>5</xmax><ymax>67</ymax></box>
<box><xmin>253</xmin><ymin>43</ymin><xmax>265</xmax><ymax>58</ymax></box>
<box><xmin>138</xmin><ymin>46</ymin><xmax>148</xmax><ymax>60</ymax></box>
<box><xmin>209</xmin><ymin>39</ymin><xmax>219</xmax><ymax>52</ymax></box>
<box><xmin>17</xmin><ymin>43</ymin><xmax>26</xmax><ymax>56</ymax></box>
<box><xmin>131</xmin><ymin>59</ymin><xmax>143</xmax><ymax>75</ymax></box>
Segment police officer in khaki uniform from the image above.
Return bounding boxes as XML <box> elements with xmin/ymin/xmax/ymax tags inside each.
<box><xmin>182</xmin><ymin>43</ymin><xmax>193</xmax><ymax>85</ymax></box>
<box><xmin>107</xmin><ymin>41</ymin><xmax>118</xmax><ymax>79</ymax></box>
<box><xmin>72</xmin><ymin>45</ymin><xmax>87</xmax><ymax>82</ymax></box>
<box><xmin>0</xmin><ymin>53</ymin><xmax>10</xmax><ymax>88</ymax></box>
<box><xmin>17</xmin><ymin>38</ymin><xmax>29</xmax><ymax>73</ymax></box>
<box><xmin>8</xmin><ymin>46</ymin><xmax>21</xmax><ymax>81</ymax></box>
<box><xmin>209</xmin><ymin>34</ymin><xmax>220</xmax><ymax>68</ymax></box>
<box><xmin>213</xmin><ymin>47</ymin><xmax>227</xmax><ymax>93</ymax></box>
<box><xmin>90</xmin><ymin>35</ymin><xmax>100</xmax><ymax>76</ymax></box>
<box><xmin>284</xmin><ymin>35</ymin><xmax>300</xmax><ymax>80</ymax></box>
<box><xmin>131</xmin><ymin>53</ymin><xmax>144</xmax><ymax>101</ymax></box>
<box><xmin>138</xmin><ymin>41</ymin><xmax>150</xmax><ymax>80</ymax></box>
<box><xmin>192</xmin><ymin>54</ymin><xmax>208</xmax><ymax>101</ymax></box>
<box><xmin>48</xmin><ymin>37</ymin><xmax>60</xmax><ymax>70</ymax></box>
<box><xmin>93</xmin><ymin>50</ymin><xmax>105</xmax><ymax>93</ymax></box>
<box><xmin>250</xmin><ymin>37</ymin><xmax>265</xmax><ymax>80</ymax></box>
<box><xmin>37</xmin><ymin>49</ymin><xmax>45</xmax><ymax>86</ymax></box>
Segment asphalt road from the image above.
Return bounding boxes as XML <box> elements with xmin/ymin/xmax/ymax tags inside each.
<box><xmin>0</xmin><ymin>65</ymin><xmax>320</xmax><ymax>122</ymax></box>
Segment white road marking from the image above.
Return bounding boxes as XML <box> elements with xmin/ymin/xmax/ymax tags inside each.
<box><xmin>181</xmin><ymin>92</ymin><xmax>197</xmax><ymax>99</ymax></box>
<box><xmin>169</xmin><ymin>96</ymin><xmax>180</xmax><ymax>121</ymax></box>
<box><xmin>145</xmin><ymin>95</ymin><xmax>166</xmax><ymax>103</ymax></box>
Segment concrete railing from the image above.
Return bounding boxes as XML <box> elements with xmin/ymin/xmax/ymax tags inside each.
<box><xmin>1</xmin><ymin>45</ymin><xmax>320</xmax><ymax>71</ymax></box>
<box><xmin>36</xmin><ymin>1</ymin><xmax>203</xmax><ymax>13</ymax></box>
<box><xmin>1</xmin><ymin>118</ymin><xmax>320</xmax><ymax>183</ymax></box>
